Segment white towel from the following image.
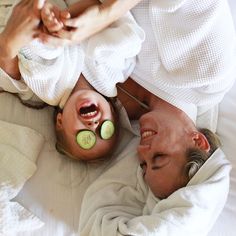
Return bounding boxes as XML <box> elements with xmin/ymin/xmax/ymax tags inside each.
<box><xmin>0</xmin><ymin>120</ymin><xmax>45</xmax><ymax>235</ymax></box>
<box><xmin>79</xmin><ymin>136</ymin><xmax>231</xmax><ymax>236</ymax></box>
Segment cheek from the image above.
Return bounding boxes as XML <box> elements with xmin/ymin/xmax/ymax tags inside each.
<box><xmin>104</xmin><ymin>104</ymin><xmax>114</xmax><ymax>120</ymax></box>
<box><xmin>62</xmin><ymin>113</ymin><xmax>74</xmax><ymax>130</ymax></box>
<box><xmin>145</xmin><ymin>171</ymin><xmax>161</xmax><ymax>195</ymax></box>
<box><xmin>145</xmin><ymin>170</ymin><xmax>173</xmax><ymax>199</ymax></box>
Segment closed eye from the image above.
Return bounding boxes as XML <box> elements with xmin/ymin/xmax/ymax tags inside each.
<box><xmin>153</xmin><ymin>152</ymin><xmax>166</xmax><ymax>159</ymax></box>
<box><xmin>152</xmin><ymin>153</ymin><xmax>169</xmax><ymax>170</ymax></box>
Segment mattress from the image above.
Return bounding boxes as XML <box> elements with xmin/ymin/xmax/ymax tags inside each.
<box><xmin>0</xmin><ymin>0</ymin><xmax>236</xmax><ymax>235</ymax></box>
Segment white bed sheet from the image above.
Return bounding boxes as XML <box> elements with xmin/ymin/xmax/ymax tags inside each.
<box><xmin>0</xmin><ymin>92</ymin><xmax>135</xmax><ymax>236</ymax></box>
<box><xmin>0</xmin><ymin>0</ymin><xmax>236</xmax><ymax>235</ymax></box>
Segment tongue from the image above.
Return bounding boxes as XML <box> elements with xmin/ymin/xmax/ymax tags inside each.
<box><xmin>80</xmin><ymin>104</ymin><xmax>97</xmax><ymax>115</ymax></box>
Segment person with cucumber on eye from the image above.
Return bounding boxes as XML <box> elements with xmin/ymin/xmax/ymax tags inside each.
<box><xmin>0</xmin><ymin>0</ymin><xmax>144</xmax><ymax>162</ymax></box>
<box><xmin>54</xmin><ymin>73</ymin><xmax>119</xmax><ymax>162</ymax></box>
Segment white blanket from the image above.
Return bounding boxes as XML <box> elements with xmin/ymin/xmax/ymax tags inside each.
<box><xmin>79</xmin><ymin>136</ymin><xmax>231</xmax><ymax>236</ymax></box>
<box><xmin>0</xmin><ymin>119</ymin><xmax>44</xmax><ymax>235</ymax></box>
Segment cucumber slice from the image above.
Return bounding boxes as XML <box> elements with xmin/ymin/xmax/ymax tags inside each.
<box><xmin>100</xmin><ymin>120</ymin><xmax>115</xmax><ymax>140</ymax></box>
<box><xmin>76</xmin><ymin>130</ymin><xmax>96</xmax><ymax>149</ymax></box>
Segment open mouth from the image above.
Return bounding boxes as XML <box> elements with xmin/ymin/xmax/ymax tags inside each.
<box><xmin>79</xmin><ymin>103</ymin><xmax>99</xmax><ymax>119</ymax></box>
<box><xmin>141</xmin><ymin>130</ymin><xmax>157</xmax><ymax>139</ymax></box>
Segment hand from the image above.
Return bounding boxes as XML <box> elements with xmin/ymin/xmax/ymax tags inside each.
<box><xmin>39</xmin><ymin>4</ymin><xmax>112</xmax><ymax>45</ymax></box>
<box><xmin>0</xmin><ymin>0</ymin><xmax>45</xmax><ymax>59</ymax></box>
<box><xmin>52</xmin><ymin>0</ymin><xmax>142</xmax><ymax>44</ymax></box>
<box><xmin>41</xmin><ymin>1</ymin><xmax>65</xmax><ymax>33</ymax></box>
<box><xmin>38</xmin><ymin>0</ymin><xmax>142</xmax><ymax>46</ymax></box>
<box><xmin>54</xmin><ymin>5</ymin><xmax>111</xmax><ymax>44</ymax></box>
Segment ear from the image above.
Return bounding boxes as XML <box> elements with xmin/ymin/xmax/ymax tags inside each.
<box><xmin>192</xmin><ymin>132</ymin><xmax>210</xmax><ymax>152</ymax></box>
<box><xmin>56</xmin><ymin>112</ymin><xmax>63</xmax><ymax>130</ymax></box>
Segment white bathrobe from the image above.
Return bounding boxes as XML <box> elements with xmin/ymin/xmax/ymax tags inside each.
<box><xmin>85</xmin><ymin>0</ymin><xmax>236</xmax><ymax>131</ymax></box>
<box><xmin>78</xmin><ymin>136</ymin><xmax>231</xmax><ymax>236</ymax></box>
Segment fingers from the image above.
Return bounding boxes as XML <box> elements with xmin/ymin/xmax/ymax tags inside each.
<box><xmin>61</xmin><ymin>7</ymin><xmax>94</xmax><ymax>28</ymax></box>
<box><xmin>60</xmin><ymin>10</ymin><xmax>71</xmax><ymax>20</ymax></box>
<box><xmin>32</xmin><ymin>0</ymin><xmax>45</xmax><ymax>19</ymax></box>
<box><xmin>62</xmin><ymin>17</ymin><xmax>80</xmax><ymax>28</ymax></box>
<box><xmin>48</xmin><ymin>20</ymin><xmax>64</xmax><ymax>33</ymax></box>
<box><xmin>34</xmin><ymin>0</ymin><xmax>46</xmax><ymax>10</ymax></box>
<box><xmin>41</xmin><ymin>5</ymin><xmax>63</xmax><ymax>32</ymax></box>
<box><xmin>41</xmin><ymin>2</ymin><xmax>65</xmax><ymax>33</ymax></box>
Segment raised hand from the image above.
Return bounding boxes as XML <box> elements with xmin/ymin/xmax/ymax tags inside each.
<box><xmin>38</xmin><ymin>0</ymin><xmax>142</xmax><ymax>46</ymax></box>
<box><xmin>41</xmin><ymin>1</ymin><xmax>65</xmax><ymax>33</ymax></box>
<box><xmin>38</xmin><ymin>0</ymin><xmax>104</xmax><ymax>46</ymax></box>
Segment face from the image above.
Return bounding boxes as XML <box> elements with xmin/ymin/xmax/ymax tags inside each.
<box><xmin>56</xmin><ymin>89</ymin><xmax>117</xmax><ymax>161</ymax></box>
<box><xmin>137</xmin><ymin>105</ymin><xmax>197</xmax><ymax>199</ymax></box>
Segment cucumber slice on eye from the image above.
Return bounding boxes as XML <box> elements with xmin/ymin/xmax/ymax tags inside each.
<box><xmin>100</xmin><ymin>120</ymin><xmax>115</xmax><ymax>140</ymax></box>
<box><xmin>76</xmin><ymin>130</ymin><xmax>96</xmax><ymax>149</ymax></box>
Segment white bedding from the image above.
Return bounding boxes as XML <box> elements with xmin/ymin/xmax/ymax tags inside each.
<box><xmin>0</xmin><ymin>0</ymin><xmax>236</xmax><ymax>235</ymax></box>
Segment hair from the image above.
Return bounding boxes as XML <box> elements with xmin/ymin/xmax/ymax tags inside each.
<box><xmin>185</xmin><ymin>128</ymin><xmax>221</xmax><ymax>179</ymax></box>
<box><xmin>53</xmin><ymin>97</ymin><xmax>120</xmax><ymax>163</ymax></box>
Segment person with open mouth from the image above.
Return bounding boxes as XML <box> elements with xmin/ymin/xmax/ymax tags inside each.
<box><xmin>55</xmin><ymin>74</ymin><xmax>118</xmax><ymax>162</ymax></box>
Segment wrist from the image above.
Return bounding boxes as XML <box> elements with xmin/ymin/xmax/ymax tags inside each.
<box><xmin>0</xmin><ymin>33</ymin><xmax>18</xmax><ymax>59</ymax></box>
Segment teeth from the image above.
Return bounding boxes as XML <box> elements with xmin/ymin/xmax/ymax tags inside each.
<box><xmin>81</xmin><ymin>110</ymin><xmax>97</xmax><ymax>117</ymax></box>
<box><xmin>141</xmin><ymin>130</ymin><xmax>156</xmax><ymax>138</ymax></box>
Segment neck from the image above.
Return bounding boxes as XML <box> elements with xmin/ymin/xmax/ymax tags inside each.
<box><xmin>117</xmin><ymin>79</ymin><xmax>154</xmax><ymax>119</ymax></box>
<box><xmin>117</xmin><ymin>79</ymin><xmax>196</xmax><ymax>130</ymax></box>
<box><xmin>72</xmin><ymin>74</ymin><xmax>94</xmax><ymax>93</ymax></box>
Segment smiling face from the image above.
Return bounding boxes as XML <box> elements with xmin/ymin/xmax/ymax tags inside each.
<box><xmin>56</xmin><ymin>89</ymin><xmax>117</xmax><ymax>161</ymax></box>
<box><xmin>137</xmin><ymin>102</ymin><xmax>210</xmax><ymax>199</ymax></box>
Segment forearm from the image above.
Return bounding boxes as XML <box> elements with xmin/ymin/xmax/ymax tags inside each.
<box><xmin>68</xmin><ymin>0</ymin><xmax>101</xmax><ymax>17</ymax></box>
<box><xmin>68</xmin><ymin>0</ymin><xmax>142</xmax><ymax>23</ymax></box>
<box><xmin>100</xmin><ymin>0</ymin><xmax>142</xmax><ymax>21</ymax></box>
<box><xmin>0</xmin><ymin>34</ymin><xmax>20</xmax><ymax>80</ymax></box>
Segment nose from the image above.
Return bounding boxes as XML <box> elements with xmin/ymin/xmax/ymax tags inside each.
<box><xmin>137</xmin><ymin>144</ymin><xmax>150</xmax><ymax>162</ymax></box>
<box><xmin>85</xmin><ymin>120</ymin><xmax>100</xmax><ymax>130</ymax></box>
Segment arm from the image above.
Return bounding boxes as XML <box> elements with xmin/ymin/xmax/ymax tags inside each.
<box><xmin>65</xmin><ymin>0</ymin><xmax>142</xmax><ymax>27</ymax></box>
<box><xmin>61</xmin><ymin>0</ymin><xmax>142</xmax><ymax>42</ymax></box>
<box><xmin>0</xmin><ymin>37</ymin><xmax>20</xmax><ymax>80</ymax></box>
<box><xmin>40</xmin><ymin>0</ymin><xmax>100</xmax><ymax>34</ymax></box>
<box><xmin>67</xmin><ymin>0</ymin><xmax>101</xmax><ymax>17</ymax></box>
<box><xmin>39</xmin><ymin>0</ymin><xmax>142</xmax><ymax>46</ymax></box>
<box><xmin>0</xmin><ymin>0</ymin><xmax>45</xmax><ymax>80</ymax></box>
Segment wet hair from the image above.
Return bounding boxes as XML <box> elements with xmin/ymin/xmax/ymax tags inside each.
<box><xmin>185</xmin><ymin>128</ymin><xmax>221</xmax><ymax>179</ymax></box>
<box><xmin>53</xmin><ymin>97</ymin><xmax>120</xmax><ymax>162</ymax></box>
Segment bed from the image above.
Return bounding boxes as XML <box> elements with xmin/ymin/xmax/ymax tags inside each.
<box><xmin>0</xmin><ymin>0</ymin><xmax>236</xmax><ymax>235</ymax></box>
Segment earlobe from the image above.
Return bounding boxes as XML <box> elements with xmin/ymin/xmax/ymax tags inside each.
<box><xmin>192</xmin><ymin>132</ymin><xmax>210</xmax><ymax>152</ymax></box>
<box><xmin>56</xmin><ymin>113</ymin><xmax>63</xmax><ymax>130</ymax></box>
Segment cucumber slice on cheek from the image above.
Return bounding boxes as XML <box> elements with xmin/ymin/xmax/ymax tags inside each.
<box><xmin>100</xmin><ymin>120</ymin><xmax>115</xmax><ymax>140</ymax></box>
<box><xmin>76</xmin><ymin>130</ymin><xmax>96</xmax><ymax>149</ymax></box>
